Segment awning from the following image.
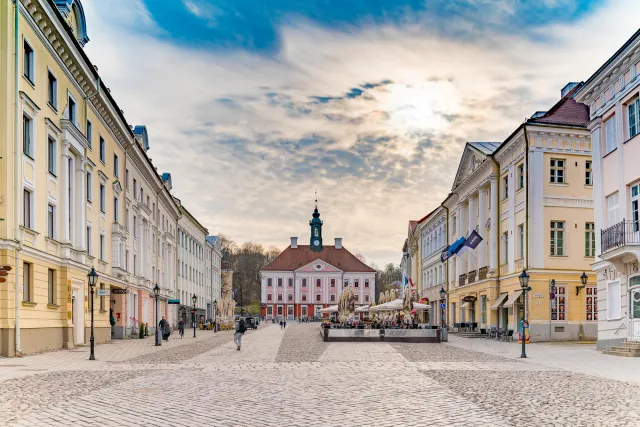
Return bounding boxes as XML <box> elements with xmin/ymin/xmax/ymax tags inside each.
<box><xmin>490</xmin><ymin>292</ymin><xmax>509</xmax><ymax>310</ymax></box>
<box><xmin>504</xmin><ymin>290</ymin><xmax>523</xmax><ymax>307</ymax></box>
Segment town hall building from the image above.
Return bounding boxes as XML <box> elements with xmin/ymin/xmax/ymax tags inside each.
<box><xmin>260</xmin><ymin>205</ymin><xmax>376</xmax><ymax>320</ymax></box>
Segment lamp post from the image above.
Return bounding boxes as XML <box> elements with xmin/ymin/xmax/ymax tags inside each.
<box><xmin>439</xmin><ymin>287</ymin><xmax>446</xmax><ymax>328</ymax></box>
<box><xmin>518</xmin><ymin>269</ymin><xmax>532</xmax><ymax>358</ymax></box>
<box><xmin>154</xmin><ymin>284</ymin><xmax>161</xmax><ymax>346</ymax></box>
<box><xmin>192</xmin><ymin>294</ymin><xmax>198</xmax><ymax>338</ymax></box>
<box><xmin>549</xmin><ymin>279</ymin><xmax>556</xmax><ymax>340</ymax></box>
<box><xmin>87</xmin><ymin>267</ymin><xmax>98</xmax><ymax>360</ymax></box>
<box><xmin>213</xmin><ymin>299</ymin><xmax>217</xmax><ymax>333</ymax></box>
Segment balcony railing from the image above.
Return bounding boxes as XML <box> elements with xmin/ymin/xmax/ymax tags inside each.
<box><xmin>602</xmin><ymin>219</ymin><xmax>640</xmax><ymax>254</ymax></box>
<box><xmin>478</xmin><ymin>266</ymin><xmax>488</xmax><ymax>280</ymax></box>
<box><xmin>467</xmin><ymin>270</ymin><xmax>477</xmax><ymax>284</ymax></box>
<box><xmin>458</xmin><ymin>273</ymin><xmax>467</xmax><ymax>287</ymax></box>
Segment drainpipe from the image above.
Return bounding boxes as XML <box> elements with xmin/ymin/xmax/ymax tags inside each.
<box><xmin>13</xmin><ymin>0</ymin><xmax>22</xmax><ymax>355</ymax></box>
<box><xmin>522</xmin><ymin>125</ymin><xmax>530</xmax><ymax>270</ymax></box>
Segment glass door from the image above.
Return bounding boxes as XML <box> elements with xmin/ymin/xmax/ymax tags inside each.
<box><xmin>630</xmin><ymin>277</ymin><xmax>640</xmax><ymax>341</ymax></box>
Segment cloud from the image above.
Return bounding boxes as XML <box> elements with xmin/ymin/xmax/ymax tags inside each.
<box><xmin>82</xmin><ymin>0</ymin><xmax>639</xmax><ymax>267</ymax></box>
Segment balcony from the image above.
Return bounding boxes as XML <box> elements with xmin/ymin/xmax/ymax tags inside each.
<box><xmin>467</xmin><ymin>270</ymin><xmax>477</xmax><ymax>284</ymax></box>
<box><xmin>458</xmin><ymin>273</ymin><xmax>467</xmax><ymax>287</ymax></box>
<box><xmin>602</xmin><ymin>220</ymin><xmax>640</xmax><ymax>254</ymax></box>
<box><xmin>478</xmin><ymin>266</ymin><xmax>488</xmax><ymax>280</ymax></box>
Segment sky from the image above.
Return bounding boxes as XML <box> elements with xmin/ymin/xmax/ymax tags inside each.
<box><xmin>82</xmin><ymin>0</ymin><xmax>640</xmax><ymax>268</ymax></box>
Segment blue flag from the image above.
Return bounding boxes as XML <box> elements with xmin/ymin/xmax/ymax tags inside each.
<box><xmin>464</xmin><ymin>230</ymin><xmax>483</xmax><ymax>249</ymax></box>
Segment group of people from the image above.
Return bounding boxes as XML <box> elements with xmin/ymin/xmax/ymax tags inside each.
<box><xmin>279</xmin><ymin>319</ymin><xmax>287</xmax><ymax>329</ymax></box>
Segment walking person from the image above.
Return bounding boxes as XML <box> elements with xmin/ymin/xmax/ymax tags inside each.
<box><xmin>178</xmin><ymin>319</ymin><xmax>185</xmax><ymax>338</ymax></box>
<box><xmin>280</xmin><ymin>320</ymin><xmax>283</xmax><ymax>329</ymax></box>
<box><xmin>234</xmin><ymin>317</ymin><xmax>247</xmax><ymax>350</ymax></box>
<box><xmin>284</xmin><ymin>320</ymin><xmax>287</xmax><ymax>329</ymax></box>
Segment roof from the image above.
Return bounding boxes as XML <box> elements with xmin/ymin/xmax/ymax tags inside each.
<box><xmin>526</xmin><ymin>83</ymin><xmax>589</xmax><ymax>127</ymax></box>
<box><xmin>408</xmin><ymin>221</ymin><xmax>418</xmax><ymax>233</ymax></box>
<box><xmin>206</xmin><ymin>236</ymin><xmax>218</xmax><ymax>245</ymax></box>
<box><xmin>468</xmin><ymin>142</ymin><xmax>501</xmax><ymax>155</ymax></box>
<box><xmin>262</xmin><ymin>245</ymin><xmax>376</xmax><ymax>272</ymax></box>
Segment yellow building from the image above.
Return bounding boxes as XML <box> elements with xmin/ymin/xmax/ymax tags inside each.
<box><xmin>0</xmin><ymin>0</ymin><xmax>137</xmax><ymax>356</ymax></box>
<box><xmin>445</xmin><ymin>84</ymin><xmax>597</xmax><ymax>341</ymax></box>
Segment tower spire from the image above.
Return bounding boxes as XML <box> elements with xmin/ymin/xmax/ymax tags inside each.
<box><xmin>310</xmin><ymin>191</ymin><xmax>323</xmax><ymax>251</ymax></box>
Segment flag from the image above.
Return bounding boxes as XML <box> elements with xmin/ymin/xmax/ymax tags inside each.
<box><xmin>409</xmin><ymin>277</ymin><xmax>415</xmax><ymax>288</ymax></box>
<box><xmin>464</xmin><ymin>230</ymin><xmax>483</xmax><ymax>249</ymax></box>
<box><xmin>440</xmin><ymin>245</ymin><xmax>451</xmax><ymax>262</ymax></box>
<box><xmin>232</xmin><ymin>288</ymin><xmax>237</xmax><ymax>299</ymax></box>
<box><xmin>404</xmin><ymin>275</ymin><xmax>410</xmax><ymax>287</ymax></box>
<box><xmin>448</xmin><ymin>236</ymin><xmax>466</xmax><ymax>257</ymax></box>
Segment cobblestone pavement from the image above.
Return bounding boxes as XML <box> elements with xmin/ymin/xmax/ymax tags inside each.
<box><xmin>1</xmin><ymin>324</ymin><xmax>640</xmax><ymax>426</ymax></box>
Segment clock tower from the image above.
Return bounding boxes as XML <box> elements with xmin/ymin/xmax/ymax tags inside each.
<box><xmin>309</xmin><ymin>199</ymin><xmax>323</xmax><ymax>252</ymax></box>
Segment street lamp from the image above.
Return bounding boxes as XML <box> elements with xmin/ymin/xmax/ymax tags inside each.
<box><xmin>213</xmin><ymin>299</ymin><xmax>217</xmax><ymax>333</ymax></box>
<box><xmin>576</xmin><ymin>271</ymin><xmax>588</xmax><ymax>296</ymax></box>
<box><xmin>439</xmin><ymin>286</ymin><xmax>446</xmax><ymax>328</ymax></box>
<box><xmin>87</xmin><ymin>267</ymin><xmax>98</xmax><ymax>361</ymax></box>
<box><xmin>518</xmin><ymin>269</ymin><xmax>531</xmax><ymax>358</ymax></box>
<box><xmin>192</xmin><ymin>294</ymin><xmax>198</xmax><ymax>338</ymax></box>
<box><xmin>153</xmin><ymin>284</ymin><xmax>161</xmax><ymax>346</ymax></box>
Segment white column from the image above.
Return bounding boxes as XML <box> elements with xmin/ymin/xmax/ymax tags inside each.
<box><xmin>459</xmin><ymin>203</ymin><xmax>468</xmax><ymax>275</ymax></box>
<box><xmin>76</xmin><ymin>157</ymin><xmax>87</xmax><ymax>251</ymax></box>
<box><xmin>590</xmin><ymin>120</ymin><xmax>603</xmax><ymax>259</ymax></box>
<box><xmin>60</xmin><ymin>142</ymin><xmax>71</xmax><ymax>244</ymax></box>
<box><xmin>468</xmin><ymin>194</ymin><xmax>476</xmax><ymax>272</ymax></box>
<box><xmin>508</xmin><ymin>164</ymin><xmax>516</xmax><ymax>273</ymax></box>
<box><xmin>489</xmin><ymin>175</ymin><xmax>499</xmax><ymax>274</ymax></box>
<box><xmin>478</xmin><ymin>187</ymin><xmax>487</xmax><ymax>269</ymax></box>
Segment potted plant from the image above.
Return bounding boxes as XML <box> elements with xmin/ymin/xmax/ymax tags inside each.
<box><xmin>139</xmin><ymin>322</ymin><xmax>145</xmax><ymax>338</ymax></box>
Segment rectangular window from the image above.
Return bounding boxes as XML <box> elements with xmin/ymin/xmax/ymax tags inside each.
<box><xmin>503</xmin><ymin>176</ymin><xmax>508</xmax><ymax>199</ymax></box>
<box><xmin>316</xmin><ymin>294</ymin><xmax>321</xmax><ymax>302</ymax></box>
<box><xmin>288</xmin><ymin>294</ymin><xmax>293</xmax><ymax>301</ymax></box>
<box><xmin>277</xmin><ymin>278</ymin><xmax>283</xmax><ymax>287</ymax></box>
<box><xmin>355</xmin><ymin>294</ymin><xmax>359</xmax><ymax>302</ymax></box>
<box><xmin>267</xmin><ymin>278</ymin><xmax>272</xmax><ymax>287</ymax></box>
<box><xmin>267</xmin><ymin>294</ymin><xmax>272</xmax><ymax>301</ymax></box>
<box><xmin>502</xmin><ymin>232</ymin><xmax>508</xmax><ymax>264</ymax></box>
<box><xmin>480</xmin><ymin>295</ymin><xmax>487</xmax><ymax>323</ymax></box>
<box><xmin>550</xmin><ymin>159</ymin><xmax>565</xmax><ymax>183</ymax></box>
<box><xmin>354</xmin><ymin>280</ymin><xmax>359</xmax><ymax>288</ymax></box>
<box><xmin>99</xmin><ymin>184</ymin><xmax>105</xmax><ymax>213</ymax></box>
<box><xmin>48</xmin><ymin>269</ymin><xmax>56</xmax><ymax>305</ymax></box>
<box><xmin>364</xmin><ymin>279</ymin><xmax>369</xmax><ymax>288</ymax></box>
<box><xmin>48</xmin><ymin>137</ymin><xmax>56</xmax><ymax>175</ymax></box>
<box><xmin>23</xmin><ymin>262</ymin><xmax>31</xmax><ymax>302</ymax></box>
<box><xmin>316</xmin><ymin>278</ymin><xmax>321</xmax><ymax>287</ymax></box>
<box><xmin>133</xmin><ymin>178</ymin><xmax>137</xmax><ymax>199</ymax></box>
<box><xmin>586</xmin><ymin>287</ymin><xmax>598</xmax><ymax>321</ymax></box>
<box><xmin>114</xmin><ymin>197</ymin><xmax>119</xmax><ymax>223</ymax></box>
<box><xmin>302</xmin><ymin>294</ymin><xmax>307</xmax><ymax>302</ymax></box>
<box><xmin>550</xmin><ymin>221</ymin><xmax>565</xmax><ymax>256</ymax></box>
<box><xmin>452</xmin><ymin>216</ymin><xmax>457</xmax><ymax>234</ymax></box>
<box><xmin>632</xmin><ymin>184</ymin><xmax>640</xmax><ymax>232</ymax></box>
<box><xmin>277</xmin><ymin>294</ymin><xmax>282</xmax><ymax>301</ymax></box>
<box><xmin>23</xmin><ymin>189</ymin><xmax>32</xmax><ymax>228</ymax></box>
<box><xmin>365</xmin><ymin>295</ymin><xmax>369</xmax><ymax>302</ymax></box>
<box><xmin>288</xmin><ymin>278</ymin><xmax>293</xmax><ymax>287</ymax></box>
<box><xmin>331</xmin><ymin>279</ymin><xmax>335</xmax><ymax>287</ymax></box>
<box><xmin>86</xmin><ymin>120</ymin><xmax>92</xmax><ymax>146</ymax></box>
<box><xmin>607</xmin><ymin>192</ymin><xmax>620</xmax><ymax>226</ymax></box>
<box><xmin>68</xmin><ymin>96</ymin><xmax>76</xmax><ymax>124</ymax></box>
<box><xmin>585</xmin><ymin>161</ymin><xmax>592</xmax><ymax>186</ymax></box>
<box><xmin>134</xmin><ymin>255</ymin><xmax>137</xmax><ymax>275</ymax></box>
<box><xmin>48</xmin><ymin>71</ymin><xmax>57</xmax><ymax>109</ymax></box>
<box><xmin>302</xmin><ymin>279</ymin><xmax>307</xmax><ymax>287</ymax></box>
<box><xmin>99</xmin><ymin>137</ymin><xmax>105</xmax><ymax>163</ymax></box>
<box><xmin>125</xmin><ymin>169</ymin><xmax>129</xmax><ymax>190</ymax></box>
<box><xmin>23</xmin><ymin>115</ymin><xmax>32</xmax><ymax>157</ymax></box>
<box><xmin>330</xmin><ymin>295</ymin><xmax>335</xmax><ymax>302</ymax></box>
<box><xmin>517</xmin><ymin>163</ymin><xmax>524</xmax><ymax>190</ymax></box>
<box><xmin>114</xmin><ymin>154</ymin><xmax>119</xmax><ymax>177</ymax></box>
<box><xmin>87</xmin><ymin>226</ymin><xmax>91</xmax><ymax>255</ymax></box>
<box><xmin>585</xmin><ymin>223</ymin><xmax>595</xmax><ymax>257</ymax></box>
<box><xmin>344</xmin><ymin>279</ymin><xmax>349</xmax><ymax>287</ymax></box>
<box><xmin>23</xmin><ymin>40</ymin><xmax>34</xmax><ymax>83</ymax></box>
<box><xmin>629</xmin><ymin>99</ymin><xmax>640</xmax><ymax>139</ymax></box>
<box><xmin>605</xmin><ymin>114</ymin><xmax>617</xmax><ymax>154</ymax></box>
<box><xmin>100</xmin><ymin>235</ymin><xmax>105</xmax><ymax>261</ymax></box>
<box><xmin>86</xmin><ymin>172</ymin><xmax>92</xmax><ymax>202</ymax></box>
<box><xmin>518</xmin><ymin>224</ymin><xmax>524</xmax><ymax>259</ymax></box>
<box><xmin>47</xmin><ymin>204</ymin><xmax>55</xmax><ymax>239</ymax></box>
<box><xmin>551</xmin><ymin>285</ymin><xmax>566</xmax><ymax>320</ymax></box>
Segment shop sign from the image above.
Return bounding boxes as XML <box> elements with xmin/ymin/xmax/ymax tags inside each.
<box><xmin>97</xmin><ymin>289</ymin><xmax>110</xmax><ymax>297</ymax></box>
<box><xmin>112</xmin><ymin>289</ymin><xmax>128</xmax><ymax>294</ymax></box>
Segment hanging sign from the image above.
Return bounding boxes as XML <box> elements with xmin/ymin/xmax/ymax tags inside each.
<box><xmin>112</xmin><ymin>289</ymin><xmax>128</xmax><ymax>294</ymax></box>
<box><xmin>97</xmin><ymin>289</ymin><xmax>110</xmax><ymax>297</ymax></box>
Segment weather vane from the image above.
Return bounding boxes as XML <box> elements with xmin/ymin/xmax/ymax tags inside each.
<box><xmin>315</xmin><ymin>189</ymin><xmax>318</xmax><ymax>205</ymax></box>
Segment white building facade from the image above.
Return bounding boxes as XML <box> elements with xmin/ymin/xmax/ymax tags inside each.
<box><xmin>419</xmin><ymin>207</ymin><xmax>447</xmax><ymax>324</ymax></box>
<box><xmin>205</xmin><ymin>236</ymin><xmax>222</xmax><ymax>319</ymax></box>
<box><xmin>575</xmin><ymin>30</ymin><xmax>640</xmax><ymax>350</ymax></box>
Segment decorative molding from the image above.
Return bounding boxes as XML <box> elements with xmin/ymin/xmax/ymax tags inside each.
<box><xmin>543</xmin><ymin>196</ymin><xmax>594</xmax><ymax>208</ymax></box>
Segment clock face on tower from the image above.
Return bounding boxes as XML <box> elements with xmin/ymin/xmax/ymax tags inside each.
<box><xmin>313</xmin><ymin>240</ymin><xmax>320</xmax><ymax>246</ymax></box>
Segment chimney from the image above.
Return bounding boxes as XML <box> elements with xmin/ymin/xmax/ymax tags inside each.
<box><xmin>291</xmin><ymin>237</ymin><xmax>298</xmax><ymax>249</ymax></box>
<box><xmin>335</xmin><ymin>238</ymin><xmax>342</xmax><ymax>249</ymax></box>
<box><xmin>561</xmin><ymin>82</ymin><xmax>580</xmax><ymax>99</ymax></box>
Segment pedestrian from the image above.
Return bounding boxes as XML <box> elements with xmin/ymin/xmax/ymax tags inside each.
<box><xmin>280</xmin><ymin>320</ymin><xmax>283</xmax><ymax>329</ymax></box>
<box><xmin>234</xmin><ymin>317</ymin><xmax>247</xmax><ymax>350</ymax></box>
<box><xmin>178</xmin><ymin>318</ymin><xmax>185</xmax><ymax>338</ymax></box>
<box><xmin>284</xmin><ymin>320</ymin><xmax>287</xmax><ymax>329</ymax></box>
<box><xmin>159</xmin><ymin>316</ymin><xmax>167</xmax><ymax>341</ymax></box>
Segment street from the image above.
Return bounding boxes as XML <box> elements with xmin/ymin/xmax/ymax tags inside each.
<box><xmin>0</xmin><ymin>324</ymin><xmax>639</xmax><ymax>426</ymax></box>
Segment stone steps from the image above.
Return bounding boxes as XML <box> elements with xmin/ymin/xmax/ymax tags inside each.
<box><xmin>604</xmin><ymin>341</ymin><xmax>640</xmax><ymax>357</ymax></box>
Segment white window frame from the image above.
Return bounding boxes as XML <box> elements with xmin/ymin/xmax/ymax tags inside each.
<box><xmin>86</xmin><ymin>226</ymin><xmax>92</xmax><ymax>256</ymax></box>
<box><xmin>607</xmin><ymin>192</ymin><xmax>620</xmax><ymax>227</ymax></box>
<box><xmin>585</xmin><ymin>223</ymin><xmax>595</xmax><ymax>257</ymax></box>
<box><xmin>23</xmin><ymin>188</ymin><xmax>33</xmax><ymax>229</ymax></box>
<box><xmin>604</xmin><ymin>114</ymin><xmax>616</xmax><ymax>154</ymax></box>
<box><xmin>550</xmin><ymin>159</ymin><xmax>566</xmax><ymax>184</ymax></box>
<box><xmin>518</xmin><ymin>224</ymin><xmax>524</xmax><ymax>259</ymax></box>
<box><xmin>502</xmin><ymin>231</ymin><xmax>508</xmax><ymax>264</ymax></box>
<box><xmin>67</xmin><ymin>91</ymin><xmax>78</xmax><ymax>126</ymax></box>
<box><xmin>23</xmin><ymin>37</ymin><xmax>35</xmax><ymax>84</ymax></box>
<box><xmin>99</xmin><ymin>234</ymin><xmax>105</xmax><ymax>261</ymax></box>
<box><xmin>47</xmin><ymin>68</ymin><xmax>58</xmax><ymax>111</ymax></box>
<box><xmin>607</xmin><ymin>280</ymin><xmax>622</xmax><ymax>320</ymax></box>
<box><xmin>23</xmin><ymin>113</ymin><xmax>34</xmax><ymax>159</ymax></box>
<box><xmin>99</xmin><ymin>184</ymin><xmax>106</xmax><ymax>213</ymax></box>
<box><xmin>517</xmin><ymin>163</ymin><xmax>524</xmax><ymax>190</ymax></box>
<box><xmin>585</xmin><ymin>160</ymin><xmax>592</xmax><ymax>186</ymax></box>
<box><xmin>551</xmin><ymin>284</ymin><xmax>567</xmax><ymax>321</ymax></box>
<box><xmin>503</xmin><ymin>176</ymin><xmax>508</xmax><ymax>199</ymax></box>
<box><xmin>632</xmin><ymin>183</ymin><xmax>640</xmax><ymax>232</ymax></box>
<box><xmin>99</xmin><ymin>135</ymin><xmax>106</xmax><ymax>164</ymax></box>
<box><xmin>47</xmin><ymin>203</ymin><xmax>55</xmax><ymax>239</ymax></box>
<box><xmin>86</xmin><ymin>120</ymin><xmax>92</xmax><ymax>146</ymax></box>
<box><xmin>628</xmin><ymin>99</ymin><xmax>640</xmax><ymax>140</ymax></box>
<box><xmin>550</xmin><ymin>221</ymin><xmax>565</xmax><ymax>256</ymax></box>
<box><xmin>47</xmin><ymin>134</ymin><xmax>57</xmax><ymax>176</ymax></box>
<box><xmin>586</xmin><ymin>286</ymin><xmax>597</xmax><ymax>321</ymax></box>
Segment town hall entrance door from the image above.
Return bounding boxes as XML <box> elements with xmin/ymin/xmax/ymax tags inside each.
<box><xmin>287</xmin><ymin>306</ymin><xmax>294</xmax><ymax>320</ymax></box>
<box><xmin>629</xmin><ymin>277</ymin><xmax>640</xmax><ymax>341</ymax></box>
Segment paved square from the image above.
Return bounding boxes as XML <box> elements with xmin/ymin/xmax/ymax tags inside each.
<box><xmin>1</xmin><ymin>324</ymin><xmax>639</xmax><ymax>426</ymax></box>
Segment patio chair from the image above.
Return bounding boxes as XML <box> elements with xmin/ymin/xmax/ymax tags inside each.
<box><xmin>472</xmin><ymin>322</ymin><xmax>478</xmax><ymax>332</ymax></box>
<box><xmin>506</xmin><ymin>329</ymin><xmax>514</xmax><ymax>342</ymax></box>
<box><xmin>498</xmin><ymin>329</ymin><xmax>506</xmax><ymax>341</ymax></box>
<box><xmin>480</xmin><ymin>328</ymin><xmax>487</xmax><ymax>336</ymax></box>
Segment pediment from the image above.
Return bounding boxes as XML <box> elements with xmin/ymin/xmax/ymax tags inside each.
<box><xmin>112</xmin><ymin>179</ymin><xmax>122</xmax><ymax>195</ymax></box>
<box><xmin>451</xmin><ymin>145</ymin><xmax>490</xmax><ymax>191</ymax></box>
<box><xmin>296</xmin><ymin>259</ymin><xmax>342</xmax><ymax>273</ymax></box>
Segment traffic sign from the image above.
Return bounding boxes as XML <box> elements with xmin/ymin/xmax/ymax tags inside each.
<box><xmin>168</xmin><ymin>299</ymin><xmax>180</xmax><ymax>304</ymax></box>
<box><xmin>0</xmin><ymin>270</ymin><xmax>8</xmax><ymax>277</ymax></box>
<box><xmin>0</xmin><ymin>265</ymin><xmax>12</xmax><ymax>271</ymax></box>
<box><xmin>440</xmin><ymin>303</ymin><xmax>446</xmax><ymax>309</ymax></box>
<box><xmin>97</xmin><ymin>289</ymin><xmax>110</xmax><ymax>297</ymax></box>
<box><xmin>0</xmin><ymin>277</ymin><xmax>5</xmax><ymax>283</ymax></box>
